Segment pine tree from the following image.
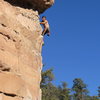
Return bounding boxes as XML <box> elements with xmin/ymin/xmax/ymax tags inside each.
<box><xmin>58</xmin><ymin>82</ymin><xmax>70</xmax><ymax>100</ymax></box>
<box><xmin>98</xmin><ymin>86</ymin><xmax>100</xmax><ymax>98</ymax></box>
<box><xmin>41</xmin><ymin>68</ymin><xmax>59</xmax><ymax>100</ymax></box>
<box><xmin>72</xmin><ymin>78</ymin><xmax>88</xmax><ymax>100</ymax></box>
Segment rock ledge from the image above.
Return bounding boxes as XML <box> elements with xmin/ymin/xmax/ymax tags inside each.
<box><xmin>4</xmin><ymin>0</ymin><xmax>54</xmax><ymax>13</ymax></box>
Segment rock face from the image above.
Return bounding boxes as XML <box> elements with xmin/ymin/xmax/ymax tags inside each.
<box><xmin>0</xmin><ymin>0</ymin><xmax>54</xmax><ymax>100</ymax></box>
<box><xmin>4</xmin><ymin>0</ymin><xmax>54</xmax><ymax>13</ymax></box>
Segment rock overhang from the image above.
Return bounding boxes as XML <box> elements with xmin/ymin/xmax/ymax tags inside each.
<box><xmin>4</xmin><ymin>0</ymin><xmax>54</xmax><ymax>14</ymax></box>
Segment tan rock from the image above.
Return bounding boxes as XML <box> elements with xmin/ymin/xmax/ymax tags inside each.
<box><xmin>0</xmin><ymin>0</ymin><xmax>52</xmax><ymax>99</ymax></box>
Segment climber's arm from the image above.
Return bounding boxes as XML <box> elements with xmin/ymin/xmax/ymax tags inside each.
<box><xmin>40</xmin><ymin>21</ymin><xmax>47</xmax><ymax>25</ymax></box>
<box><xmin>40</xmin><ymin>22</ymin><xmax>45</xmax><ymax>24</ymax></box>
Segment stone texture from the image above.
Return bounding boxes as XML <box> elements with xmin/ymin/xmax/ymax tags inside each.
<box><xmin>0</xmin><ymin>0</ymin><xmax>47</xmax><ymax>99</ymax></box>
<box><xmin>0</xmin><ymin>94</ymin><xmax>23</xmax><ymax>100</ymax></box>
<box><xmin>4</xmin><ymin>0</ymin><xmax>54</xmax><ymax>13</ymax></box>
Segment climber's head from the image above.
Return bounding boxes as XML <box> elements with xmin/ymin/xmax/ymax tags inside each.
<box><xmin>42</xmin><ymin>16</ymin><xmax>46</xmax><ymax>21</ymax></box>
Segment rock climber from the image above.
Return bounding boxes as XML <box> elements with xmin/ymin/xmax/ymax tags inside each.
<box><xmin>40</xmin><ymin>16</ymin><xmax>50</xmax><ymax>36</ymax></box>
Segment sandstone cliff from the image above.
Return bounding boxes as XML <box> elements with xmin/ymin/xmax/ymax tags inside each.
<box><xmin>0</xmin><ymin>0</ymin><xmax>54</xmax><ymax>100</ymax></box>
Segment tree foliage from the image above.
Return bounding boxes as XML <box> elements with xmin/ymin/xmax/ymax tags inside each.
<box><xmin>58</xmin><ymin>82</ymin><xmax>70</xmax><ymax>100</ymax></box>
<box><xmin>41</xmin><ymin>67</ymin><xmax>100</xmax><ymax>100</ymax></box>
<box><xmin>41</xmin><ymin>68</ymin><xmax>70</xmax><ymax>100</ymax></box>
<box><xmin>98</xmin><ymin>86</ymin><xmax>100</xmax><ymax>97</ymax></box>
<box><xmin>72</xmin><ymin>78</ymin><xmax>88</xmax><ymax>100</ymax></box>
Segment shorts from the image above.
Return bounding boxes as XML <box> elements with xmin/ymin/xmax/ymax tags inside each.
<box><xmin>43</xmin><ymin>28</ymin><xmax>50</xmax><ymax>36</ymax></box>
<box><xmin>45</xmin><ymin>28</ymin><xmax>50</xmax><ymax>34</ymax></box>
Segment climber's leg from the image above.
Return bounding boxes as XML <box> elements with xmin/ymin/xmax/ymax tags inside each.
<box><xmin>42</xmin><ymin>28</ymin><xmax>47</xmax><ymax>36</ymax></box>
<box><xmin>46</xmin><ymin>28</ymin><xmax>50</xmax><ymax>36</ymax></box>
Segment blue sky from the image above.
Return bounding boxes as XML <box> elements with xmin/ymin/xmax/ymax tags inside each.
<box><xmin>41</xmin><ymin>0</ymin><xmax>100</xmax><ymax>96</ymax></box>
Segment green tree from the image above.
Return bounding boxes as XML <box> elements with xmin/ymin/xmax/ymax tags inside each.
<box><xmin>72</xmin><ymin>78</ymin><xmax>88</xmax><ymax>100</ymax></box>
<box><xmin>91</xmin><ymin>96</ymin><xmax>99</xmax><ymax>100</ymax></box>
<box><xmin>41</xmin><ymin>68</ymin><xmax>59</xmax><ymax>100</ymax></box>
<box><xmin>41</xmin><ymin>68</ymin><xmax>54</xmax><ymax>87</ymax></box>
<box><xmin>98</xmin><ymin>86</ymin><xmax>100</xmax><ymax>98</ymax></box>
<box><xmin>58</xmin><ymin>82</ymin><xmax>70</xmax><ymax>100</ymax></box>
<box><xmin>85</xmin><ymin>96</ymin><xmax>99</xmax><ymax>100</ymax></box>
<box><xmin>42</xmin><ymin>83</ymin><xmax>59</xmax><ymax>100</ymax></box>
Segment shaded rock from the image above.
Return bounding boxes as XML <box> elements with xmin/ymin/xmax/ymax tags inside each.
<box><xmin>4</xmin><ymin>0</ymin><xmax>54</xmax><ymax>13</ymax></box>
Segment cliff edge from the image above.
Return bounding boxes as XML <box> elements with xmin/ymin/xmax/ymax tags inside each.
<box><xmin>4</xmin><ymin>0</ymin><xmax>54</xmax><ymax>13</ymax></box>
<box><xmin>0</xmin><ymin>0</ymin><xmax>54</xmax><ymax>100</ymax></box>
